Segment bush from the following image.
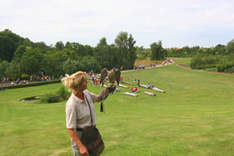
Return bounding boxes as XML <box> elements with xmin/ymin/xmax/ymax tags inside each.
<box><xmin>0</xmin><ymin>79</ymin><xmax>60</xmax><ymax>90</ymax></box>
<box><xmin>216</xmin><ymin>54</ymin><xmax>234</xmax><ymax>72</ymax></box>
<box><xmin>56</xmin><ymin>86</ymin><xmax>70</xmax><ymax>100</ymax></box>
<box><xmin>191</xmin><ymin>54</ymin><xmax>234</xmax><ymax>73</ymax></box>
<box><xmin>191</xmin><ymin>54</ymin><xmax>218</xmax><ymax>69</ymax></box>
<box><xmin>224</xmin><ymin>66</ymin><xmax>234</xmax><ymax>73</ymax></box>
<box><xmin>190</xmin><ymin>54</ymin><xmax>234</xmax><ymax>73</ymax></box>
<box><xmin>217</xmin><ymin>62</ymin><xmax>234</xmax><ymax>72</ymax></box>
<box><xmin>39</xmin><ymin>86</ymin><xmax>71</xmax><ymax>103</ymax></box>
<box><xmin>226</xmin><ymin>39</ymin><xmax>234</xmax><ymax>54</ymax></box>
<box><xmin>40</xmin><ymin>93</ymin><xmax>62</xmax><ymax>103</ymax></box>
<box><xmin>21</xmin><ymin>73</ymin><xmax>30</xmax><ymax>80</ymax></box>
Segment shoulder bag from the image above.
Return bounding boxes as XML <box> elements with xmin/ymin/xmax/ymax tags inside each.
<box><xmin>81</xmin><ymin>96</ymin><xmax>105</xmax><ymax>156</ymax></box>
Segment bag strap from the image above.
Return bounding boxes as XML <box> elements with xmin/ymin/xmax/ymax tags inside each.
<box><xmin>84</xmin><ymin>95</ymin><xmax>93</xmax><ymax>126</ymax></box>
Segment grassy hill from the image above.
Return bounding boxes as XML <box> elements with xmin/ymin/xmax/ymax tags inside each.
<box><xmin>0</xmin><ymin>58</ymin><xmax>234</xmax><ymax>156</ymax></box>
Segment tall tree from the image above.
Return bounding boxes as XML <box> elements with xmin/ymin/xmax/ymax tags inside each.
<box><xmin>0</xmin><ymin>29</ymin><xmax>31</xmax><ymax>61</ymax></box>
<box><xmin>0</xmin><ymin>60</ymin><xmax>9</xmax><ymax>78</ymax></box>
<box><xmin>63</xmin><ymin>59</ymin><xmax>80</xmax><ymax>74</ymax></box>
<box><xmin>150</xmin><ymin>41</ymin><xmax>165</xmax><ymax>60</ymax></box>
<box><xmin>136</xmin><ymin>46</ymin><xmax>149</xmax><ymax>59</ymax></box>
<box><xmin>95</xmin><ymin>37</ymin><xmax>112</xmax><ymax>69</ymax></box>
<box><xmin>127</xmin><ymin>34</ymin><xmax>136</xmax><ymax>69</ymax></box>
<box><xmin>13</xmin><ymin>45</ymin><xmax>26</xmax><ymax>61</ymax></box>
<box><xmin>42</xmin><ymin>51</ymin><xmax>66</xmax><ymax>77</ymax></box>
<box><xmin>115</xmin><ymin>32</ymin><xmax>136</xmax><ymax>69</ymax></box>
<box><xmin>214</xmin><ymin>44</ymin><xmax>225</xmax><ymax>55</ymax></box>
<box><xmin>65</xmin><ymin>41</ymin><xmax>72</xmax><ymax>49</ymax></box>
<box><xmin>115</xmin><ymin>32</ymin><xmax>128</xmax><ymax>69</ymax></box>
<box><xmin>0</xmin><ymin>36</ymin><xmax>16</xmax><ymax>61</ymax></box>
<box><xmin>5</xmin><ymin>61</ymin><xmax>21</xmax><ymax>80</ymax></box>
<box><xmin>20</xmin><ymin>47</ymin><xmax>43</xmax><ymax>75</ymax></box>
<box><xmin>55</xmin><ymin>41</ymin><xmax>65</xmax><ymax>50</ymax></box>
<box><xmin>226</xmin><ymin>39</ymin><xmax>234</xmax><ymax>54</ymax></box>
<box><xmin>80</xmin><ymin>56</ymin><xmax>100</xmax><ymax>72</ymax></box>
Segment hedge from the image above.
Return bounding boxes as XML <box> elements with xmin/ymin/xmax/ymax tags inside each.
<box><xmin>0</xmin><ymin>79</ymin><xmax>61</xmax><ymax>90</ymax></box>
<box><xmin>190</xmin><ymin>54</ymin><xmax>218</xmax><ymax>69</ymax></box>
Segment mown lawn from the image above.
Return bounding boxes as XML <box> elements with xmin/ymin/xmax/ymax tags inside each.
<box><xmin>0</xmin><ymin>58</ymin><xmax>234</xmax><ymax>156</ymax></box>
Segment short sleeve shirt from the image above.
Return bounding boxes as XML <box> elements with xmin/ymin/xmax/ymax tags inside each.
<box><xmin>65</xmin><ymin>90</ymin><xmax>98</xmax><ymax>129</ymax></box>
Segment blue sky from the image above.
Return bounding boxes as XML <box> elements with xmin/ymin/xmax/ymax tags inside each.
<box><xmin>1</xmin><ymin>0</ymin><xmax>234</xmax><ymax>48</ymax></box>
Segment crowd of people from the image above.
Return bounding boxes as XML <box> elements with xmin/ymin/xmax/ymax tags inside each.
<box><xmin>0</xmin><ymin>74</ymin><xmax>55</xmax><ymax>88</ymax></box>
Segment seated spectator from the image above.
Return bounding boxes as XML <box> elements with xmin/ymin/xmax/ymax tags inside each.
<box><xmin>120</xmin><ymin>77</ymin><xmax>123</xmax><ymax>83</ymax></box>
<box><xmin>131</xmin><ymin>87</ymin><xmax>138</xmax><ymax>92</ymax></box>
<box><xmin>146</xmin><ymin>83</ymin><xmax>154</xmax><ymax>89</ymax></box>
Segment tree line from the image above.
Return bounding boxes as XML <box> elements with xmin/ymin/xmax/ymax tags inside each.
<box><xmin>1</xmin><ymin>29</ymin><xmax>234</xmax><ymax>80</ymax></box>
<box><xmin>165</xmin><ymin>40</ymin><xmax>234</xmax><ymax>73</ymax></box>
<box><xmin>0</xmin><ymin>30</ymin><xmax>138</xmax><ymax>80</ymax></box>
<box><xmin>166</xmin><ymin>40</ymin><xmax>234</xmax><ymax>57</ymax></box>
<box><xmin>136</xmin><ymin>39</ymin><xmax>234</xmax><ymax>73</ymax></box>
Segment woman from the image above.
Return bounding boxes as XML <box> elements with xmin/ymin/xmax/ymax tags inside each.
<box><xmin>62</xmin><ymin>71</ymin><xmax>112</xmax><ymax>156</ymax></box>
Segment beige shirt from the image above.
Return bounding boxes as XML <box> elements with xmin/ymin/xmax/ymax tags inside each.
<box><xmin>66</xmin><ymin>90</ymin><xmax>98</xmax><ymax>129</ymax></box>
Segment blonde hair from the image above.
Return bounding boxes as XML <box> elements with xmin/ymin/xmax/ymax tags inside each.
<box><xmin>61</xmin><ymin>71</ymin><xmax>87</xmax><ymax>91</ymax></box>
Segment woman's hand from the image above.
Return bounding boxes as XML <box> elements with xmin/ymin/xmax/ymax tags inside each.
<box><xmin>79</xmin><ymin>145</ymin><xmax>89</xmax><ymax>156</ymax></box>
<box><xmin>67</xmin><ymin>129</ymin><xmax>89</xmax><ymax>156</ymax></box>
<box><xmin>106</xmin><ymin>83</ymin><xmax>116</xmax><ymax>93</ymax></box>
<box><xmin>97</xmin><ymin>84</ymin><xmax>116</xmax><ymax>102</ymax></box>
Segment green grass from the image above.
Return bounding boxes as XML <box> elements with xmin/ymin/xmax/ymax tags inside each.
<box><xmin>204</xmin><ymin>67</ymin><xmax>217</xmax><ymax>72</ymax></box>
<box><xmin>172</xmin><ymin>57</ymin><xmax>191</xmax><ymax>65</ymax></box>
<box><xmin>1</xmin><ymin>58</ymin><xmax>234</xmax><ymax>156</ymax></box>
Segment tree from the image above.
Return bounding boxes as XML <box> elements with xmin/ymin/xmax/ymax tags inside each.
<box><xmin>80</xmin><ymin>56</ymin><xmax>100</xmax><ymax>72</ymax></box>
<box><xmin>226</xmin><ymin>39</ymin><xmax>234</xmax><ymax>54</ymax></box>
<box><xmin>42</xmin><ymin>51</ymin><xmax>66</xmax><ymax>77</ymax></box>
<box><xmin>136</xmin><ymin>46</ymin><xmax>150</xmax><ymax>60</ymax></box>
<box><xmin>66</xmin><ymin>42</ymin><xmax>94</xmax><ymax>56</ymax></box>
<box><xmin>214</xmin><ymin>44</ymin><xmax>225</xmax><ymax>55</ymax></box>
<box><xmin>109</xmin><ymin>44</ymin><xmax>120</xmax><ymax>69</ymax></box>
<box><xmin>0</xmin><ymin>29</ymin><xmax>25</xmax><ymax>61</ymax></box>
<box><xmin>63</xmin><ymin>59</ymin><xmax>80</xmax><ymax>74</ymax></box>
<box><xmin>127</xmin><ymin>34</ymin><xmax>136</xmax><ymax>69</ymax></box>
<box><xmin>0</xmin><ymin>60</ymin><xmax>9</xmax><ymax>78</ymax></box>
<box><xmin>62</xmin><ymin>48</ymin><xmax>79</xmax><ymax>60</ymax></box>
<box><xmin>20</xmin><ymin>38</ymin><xmax>33</xmax><ymax>47</ymax></box>
<box><xmin>55</xmin><ymin>41</ymin><xmax>65</xmax><ymax>50</ymax></box>
<box><xmin>95</xmin><ymin>37</ymin><xmax>112</xmax><ymax>69</ymax></box>
<box><xmin>20</xmin><ymin>47</ymin><xmax>43</xmax><ymax>75</ymax></box>
<box><xmin>65</xmin><ymin>42</ymin><xmax>72</xmax><ymax>49</ymax></box>
<box><xmin>115</xmin><ymin>32</ymin><xmax>128</xmax><ymax>69</ymax></box>
<box><xmin>150</xmin><ymin>41</ymin><xmax>165</xmax><ymax>60</ymax></box>
<box><xmin>114</xmin><ymin>32</ymin><xmax>136</xmax><ymax>69</ymax></box>
<box><xmin>84</xmin><ymin>45</ymin><xmax>94</xmax><ymax>56</ymax></box>
<box><xmin>0</xmin><ymin>35</ymin><xmax>16</xmax><ymax>61</ymax></box>
<box><xmin>5</xmin><ymin>61</ymin><xmax>21</xmax><ymax>80</ymax></box>
<box><xmin>13</xmin><ymin>45</ymin><xmax>26</xmax><ymax>61</ymax></box>
<box><xmin>33</xmin><ymin>42</ymin><xmax>49</xmax><ymax>53</ymax></box>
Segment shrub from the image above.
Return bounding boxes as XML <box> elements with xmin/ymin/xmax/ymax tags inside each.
<box><xmin>224</xmin><ymin>66</ymin><xmax>234</xmax><ymax>73</ymax></box>
<box><xmin>21</xmin><ymin>73</ymin><xmax>30</xmax><ymax>80</ymax></box>
<box><xmin>40</xmin><ymin>93</ymin><xmax>62</xmax><ymax>103</ymax></box>
<box><xmin>39</xmin><ymin>86</ymin><xmax>71</xmax><ymax>103</ymax></box>
<box><xmin>0</xmin><ymin>79</ymin><xmax>60</xmax><ymax>90</ymax></box>
<box><xmin>191</xmin><ymin>54</ymin><xmax>218</xmax><ymax>69</ymax></box>
<box><xmin>56</xmin><ymin>86</ymin><xmax>70</xmax><ymax>100</ymax></box>
<box><xmin>216</xmin><ymin>54</ymin><xmax>234</xmax><ymax>72</ymax></box>
<box><xmin>217</xmin><ymin>62</ymin><xmax>234</xmax><ymax>72</ymax></box>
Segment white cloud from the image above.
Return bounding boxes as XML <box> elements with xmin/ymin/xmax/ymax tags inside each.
<box><xmin>0</xmin><ymin>0</ymin><xmax>234</xmax><ymax>47</ymax></box>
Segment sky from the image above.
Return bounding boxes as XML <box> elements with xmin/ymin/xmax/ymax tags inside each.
<box><xmin>1</xmin><ymin>0</ymin><xmax>234</xmax><ymax>48</ymax></box>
